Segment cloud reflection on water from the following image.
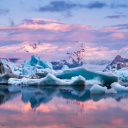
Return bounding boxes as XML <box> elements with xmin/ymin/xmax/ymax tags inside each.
<box><xmin>0</xmin><ymin>86</ymin><xmax>128</xmax><ymax>128</ymax></box>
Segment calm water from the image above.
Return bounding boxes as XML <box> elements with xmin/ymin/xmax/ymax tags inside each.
<box><xmin>0</xmin><ymin>85</ymin><xmax>128</xmax><ymax>128</ymax></box>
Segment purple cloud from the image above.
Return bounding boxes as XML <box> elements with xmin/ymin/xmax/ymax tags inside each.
<box><xmin>106</xmin><ymin>15</ymin><xmax>126</xmax><ymax>19</ymax></box>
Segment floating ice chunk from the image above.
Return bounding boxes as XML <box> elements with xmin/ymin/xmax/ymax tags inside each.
<box><xmin>105</xmin><ymin>88</ymin><xmax>117</xmax><ymax>94</ymax></box>
<box><xmin>61</xmin><ymin>65</ymin><xmax>69</xmax><ymax>71</ymax></box>
<box><xmin>90</xmin><ymin>84</ymin><xmax>107</xmax><ymax>94</ymax></box>
<box><xmin>8</xmin><ymin>74</ymin><xmax>86</xmax><ymax>86</ymax></box>
<box><xmin>55</xmin><ymin>68</ymin><xmax>118</xmax><ymax>84</ymax></box>
<box><xmin>111</xmin><ymin>82</ymin><xmax>128</xmax><ymax>92</ymax></box>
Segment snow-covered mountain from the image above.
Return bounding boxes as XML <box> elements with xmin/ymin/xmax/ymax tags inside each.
<box><xmin>111</xmin><ymin>55</ymin><xmax>128</xmax><ymax>66</ymax></box>
<box><xmin>13</xmin><ymin>41</ymin><xmax>57</xmax><ymax>53</ymax></box>
<box><xmin>104</xmin><ymin>55</ymin><xmax>128</xmax><ymax>72</ymax></box>
<box><xmin>51</xmin><ymin>58</ymin><xmax>111</xmax><ymax>70</ymax></box>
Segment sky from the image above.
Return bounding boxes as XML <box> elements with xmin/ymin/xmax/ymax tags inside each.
<box><xmin>0</xmin><ymin>0</ymin><xmax>128</xmax><ymax>60</ymax></box>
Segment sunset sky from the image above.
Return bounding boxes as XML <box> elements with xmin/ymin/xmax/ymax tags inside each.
<box><xmin>0</xmin><ymin>0</ymin><xmax>128</xmax><ymax>60</ymax></box>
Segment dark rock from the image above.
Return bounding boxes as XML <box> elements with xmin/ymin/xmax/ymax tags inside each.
<box><xmin>0</xmin><ymin>61</ymin><xmax>23</xmax><ymax>84</ymax></box>
<box><xmin>0</xmin><ymin>61</ymin><xmax>12</xmax><ymax>74</ymax></box>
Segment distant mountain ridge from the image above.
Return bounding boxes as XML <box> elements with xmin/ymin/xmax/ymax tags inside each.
<box><xmin>0</xmin><ymin>58</ymin><xmax>19</xmax><ymax>63</ymax></box>
<box><xmin>111</xmin><ymin>55</ymin><xmax>128</xmax><ymax>67</ymax></box>
<box><xmin>104</xmin><ymin>55</ymin><xmax>128</xmax><ymax>72</ymax></box>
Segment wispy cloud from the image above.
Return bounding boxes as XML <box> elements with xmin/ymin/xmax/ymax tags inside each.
<box><xmin>105</xmin><ymin>14</ymin><xmax>126</xmax><ymax>19</ymax></box>
<box><xmin>38</xmin><ymin>1</ymin><xmax>83</xmax><ymax>12</ymax></box>
<box><xmin>110</xmin><ymin>3</ymin><xmax>128</xmax><ymax>8</ymax></box>
<box><xmin>37</xmin><ymin>1</ymin><xmax>128</xmax><ymax>13</ymax></box>
<box><xmin>37</xmin><ymin>1</ymin><xmax>108</xmax><ymax>13</ymax></box>
<box><xmin>112</xmin><ymin>24</ymin><xmax>128</xmax><ymax>30</ymax></box>
<box><xmin>86</xmin><ymin>2</ymin><xmax>107</xmax><ymax>9</ymax></box>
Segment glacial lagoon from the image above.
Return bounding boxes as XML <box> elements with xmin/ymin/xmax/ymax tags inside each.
<box><xmin>0</xmin><ymin>85</ymin><xmax>128</xmax><ymax>128</ymax></box>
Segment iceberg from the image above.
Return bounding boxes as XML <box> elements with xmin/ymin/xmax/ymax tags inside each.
<box><xmin>0</xmin><ymin>60</ymin><xmax>12</xmax><ymax>74</ymax></box>
<box><xmin>0</xmin><ymin>60</ymin><xmax>23</xmax><ymax>84</ymax></box>
<box><xmin>8</xmin><ymin>73</ymin><xmax>86</xmax><ymax>86</ymax></box>
<box><xmin>0</xmin><ymin>74</ymin><xmax>23</xmax><ymax>84</ymax></box>
<box><xmin>32</xmin><ymin>71</ymin><xmax>48</xmax><ymax>79</ymax></box>
<box><xmin>91</xmin><ymin>82</ymin><xmax>128</xmax><ymax>94</ymax></box>
<box><xmin>90</xmin><ymin>84</ymin><xmax>107</xmax><ymax>94</ymax></box>
<box><xmin>1</xmin><ymin>59</ymin><xmax>21</xmax><ymax>75</ymax></box>
<box><xmin>30</xmin><ymin>55</ymin><xmax>41</xmax><ymax>66</ymax></box>
<box><xmin>23</xmin><ymin>55</ymin><xmax>53</xmax><ymax>69</ymax></box>
<box><xmin>55</xmin><ymin>68</ymin><xmax>118</xmax><ymax>84</ymax></box>
<box><xmin>90</xmin><ymin>84</ymin><xmax>117</xmax><ymax>94</ymax></box>
<box><xmin>111</xmin><ymin>82</ymin><xmax>128</xmax><ymax>92</ymax></box>
<box><xmin>21</xmin><ymin>55</ymin><xmax>53</xmax><ymax>76</ymax></box>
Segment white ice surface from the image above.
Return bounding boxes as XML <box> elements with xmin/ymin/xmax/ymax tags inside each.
<box><xmin>90</xmin><ymin>84</ymin><xmax>107</xmax><ymax>94</ymax></box>
<box><xmin>111</xmin><ymin>82</ymin><xmax>128</xmax><ymax>92</ymax></box>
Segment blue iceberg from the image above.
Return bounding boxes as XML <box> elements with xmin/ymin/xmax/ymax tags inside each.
<box><xmin>55</xmin><ymin>68</ymin><xmax>118</xmax><ymax>84</ymax></box>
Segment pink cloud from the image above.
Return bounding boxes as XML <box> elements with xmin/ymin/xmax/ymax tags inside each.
<box><xmin>110</xmin><ymin>32</ymin><xmax>125</xmax><ymax>39</ymax></box>
<box><xmin>0</xmin><ymin>18</ymin><xmax>90</xmax><ymax>32</ymax></box>
<box><xmin>0</xmin><ymin>18</ymin><xmax>128</xmax><ymax>60</ymax></box>
<box><xmin>99</xmin><ymin>27</ymin><xmax>118</xmax><ymax>32</ymax></box>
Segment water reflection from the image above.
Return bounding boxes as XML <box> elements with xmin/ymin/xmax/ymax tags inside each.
<box><xmin>0</xmin><ymin>85</ymin><xmax>20</xmax><ymax>105</ymax></box>
<box><xmin>0</xmin><ymin>85</ymin><xmax>128</xmax><ymax>128</ymax></box>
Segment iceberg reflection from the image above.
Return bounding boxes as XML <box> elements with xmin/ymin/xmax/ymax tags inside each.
<box><xmin>0</xmin><ymin>85</ymin><xmax>128</xmax><ymax>128</ymax></box>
